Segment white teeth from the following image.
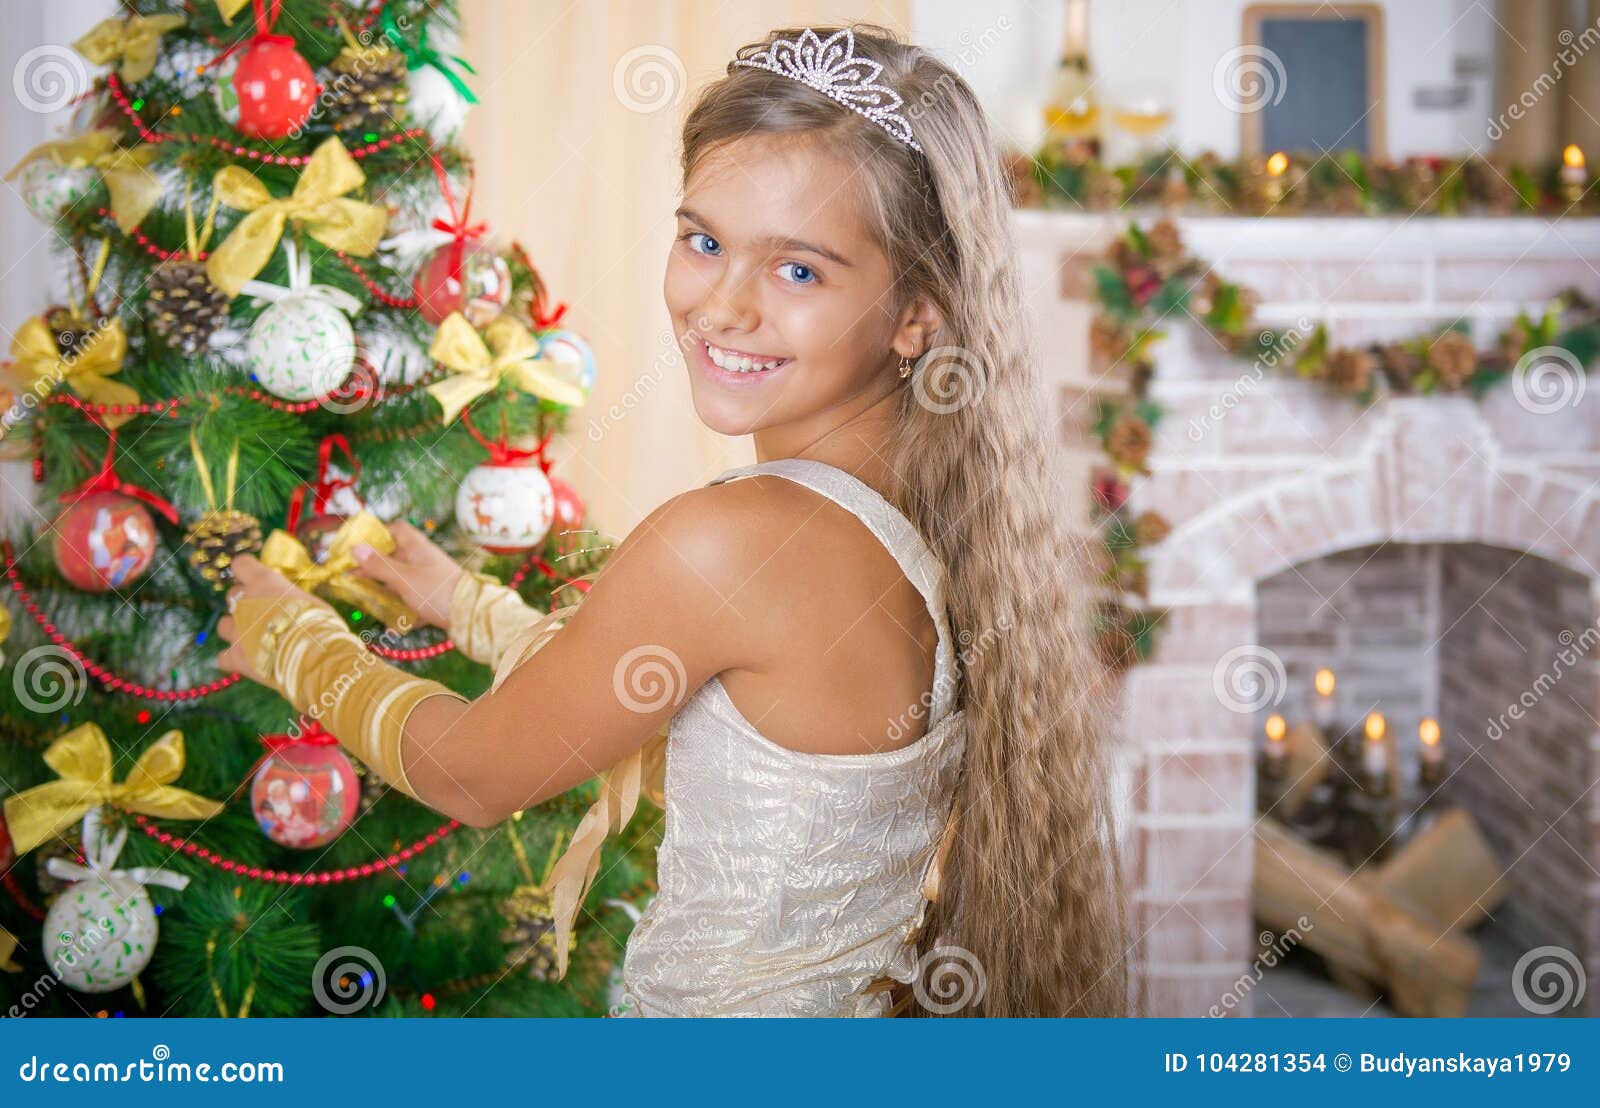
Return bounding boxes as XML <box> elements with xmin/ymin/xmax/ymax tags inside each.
<box><xmin>707</xmin><ymin>342</ymin><xmax>783</xmax><ymax>373</ymax></box>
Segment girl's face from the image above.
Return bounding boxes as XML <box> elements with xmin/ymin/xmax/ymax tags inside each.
<box><xmin>664</xmin><ymin>134</ymin><xmax>907</xmax><ymax>442</ymax></box>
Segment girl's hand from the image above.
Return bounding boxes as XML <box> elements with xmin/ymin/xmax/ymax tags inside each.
<box><xmin>216</xmin><ymin>555</ymin><xmax>333</xmax><ymax>683</ymax></box>
<box><xmin>351</xmin><ymin>521</ymin><xmax>464</xmax><ymax>630</ymax></box>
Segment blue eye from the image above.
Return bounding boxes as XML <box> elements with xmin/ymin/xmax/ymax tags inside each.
<box><xmin>687</xmin><ymin>231</ymin><xmax>721</xmax><ymax>256</ymax></box>
<box><xmin>777</xmin><ymin>262</ymin><xmax>817</xmax><ymax>285</ymax></box>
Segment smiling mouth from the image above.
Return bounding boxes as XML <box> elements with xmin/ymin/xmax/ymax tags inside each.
<box><xmin>702</xmin><ymin>339</ymin><xmax>790</xmax><ymax>374</ymax></box>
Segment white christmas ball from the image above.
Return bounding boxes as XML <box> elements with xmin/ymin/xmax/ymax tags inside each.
<box><xmin>408</xmin><ymin>61</ymin><xmax>471</xmax><ymax>140</ymax></box>
<box><xmin>455</xmin><ymin>461</ymin><xmax>554</xmax><ymax>553</ymax></box>
<box><xmin>17</xmin><ymin>159</ymin><xmax>97</xmax><ymax>224</ymax></box>
<box><xmin>246</xmin><ymin>295</ymin><xmax>356</xmax><ymax>401</ymax></box>
<box><xmin>44</xmin><ymin>873</ymin><xmax>159</xmax><ymax>993</ymax></box>
<box><xmin>362</xmin><ymin>327</ymin><xmax>432</xmax><ymax>385</ymax></box>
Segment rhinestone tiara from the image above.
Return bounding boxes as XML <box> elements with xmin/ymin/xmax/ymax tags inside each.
<box><xmin>732</xmin><ymin>27</ymin><xmax>923</xmax><ymax>153</ymax></box>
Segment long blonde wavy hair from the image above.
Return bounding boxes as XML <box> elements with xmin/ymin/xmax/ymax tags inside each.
<box><xmin>681</xmin><ymin>25</ymin><xmax>1131</xmax><ymax>1017</ymax></box>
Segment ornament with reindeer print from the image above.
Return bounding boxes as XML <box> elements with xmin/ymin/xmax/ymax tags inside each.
<box><xmin>455</xmin><ymin>458</ymin><xmax>554</xmax><ymax>554</ymax></box>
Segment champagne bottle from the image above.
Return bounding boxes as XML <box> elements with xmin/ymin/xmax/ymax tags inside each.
<box><xmin>1043</xmin><ymin>0</ymin><xmax>1099</xmax><ymax>157</ymax></box>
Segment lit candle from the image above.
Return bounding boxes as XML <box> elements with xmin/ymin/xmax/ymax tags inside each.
<box><xmin>1263</xmin><ymin>713</ymin><xmax>1287</xmax><ymax>776</ymax></box>
<box><xmin>1561</xmin><ymin>144</ymin><xmax>1587</xmax><ymax>203</ymax></box>
<box><xmin>1312</xmin><ymin>668</ymin><xmax>1336</xmax><ymax>728</ymax></box>
<box><xmin>1362</xmin><ymin>711</ymin><xmax>1388</xmax><ymax>780</ymax></box>
<box><xmin>1265</xmin><ymin>151</ymin><xmax>1289</xmax><ymax>204</ymax></box>
<box><xmin>1419</xmin><ymin>717</ymin><xmax>1444</xmax><ymax>784</ymax></box>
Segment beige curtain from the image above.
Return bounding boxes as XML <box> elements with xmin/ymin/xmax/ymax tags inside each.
<box><xmin>462</xmin><ymin>0</ymin><xmax>909</xmax><ymax>541</ymax></box>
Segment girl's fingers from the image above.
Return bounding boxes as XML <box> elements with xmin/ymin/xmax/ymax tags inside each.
<box><xmin>217</xmin><ymin>614</ymin><xmax>236</xmax><ymax>642</ymax></box>
<box><xmin>216</xmin><ymin>642</ymin><xmax>242</xmax><ymax>673</ymax></box>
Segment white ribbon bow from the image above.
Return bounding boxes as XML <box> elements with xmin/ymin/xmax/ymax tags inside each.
<box><xmin>238</xmin><ymin>241</ymin><xmax>363</xmax><ymax>317</ymax></box>
<box><xmin>45</xmin><ymin>809</ymin><xmax>191</xmax><ymax>894</ymax></box>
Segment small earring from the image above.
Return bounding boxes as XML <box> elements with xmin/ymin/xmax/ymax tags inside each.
<box><xmin>898</xmin><ymin>354</ymin><xmax>914</xmax><ymax>379</ymax></box>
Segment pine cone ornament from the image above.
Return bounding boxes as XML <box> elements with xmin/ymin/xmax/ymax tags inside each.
<box><xmin>1160</xmin><ymin>169</ymin><xmax>1190</xmax><ymax>211</ymax></box>
<box><xmin>499</xmin><ymin>883</ymin><xmax>572</xmax><ymax>982</ymax></box>
<box><xmin>1323</xmin><ymin>347</ymin><xmax>1376</xmax><ymax>394</ymax></box>
<box><xmin>1132</xmin><ymin>509</ymin><xmax>1172</xmax><ymax>546</ymax></box>
<box><xmin>184</xmin><ymin>509</ymin><xmax>263</xmax><ymax>589</ymax></box>
<box><xmin>1145</xmin><ymin>218</ymin><xmax>1185</xmax><ymax>265</ymax></box>
<box><xmin>1381</xmin><ymin>343</ymin><xmax>1422</xmax><ymax>391</ymax></box>
<box><xmin>148</xmin><ymin>258</ymin><xmax>230</xmax><ymax>352</ymax></box>
<box><xmin>44</xmin><ymin>307</ymin><xmax>97</xmax><ymax>359</ymax></box>
<box><xmin>326</xmin><ymin>42</ymin><xmax>410</xmax><ymax>137</ymax></box>
<box><xmin>1105</xmin><ymin>415</ymin><xmax>1153</xmax><ymax>471</ymax></box>
<box><xmin>1427</xmin><ymin>331</ymin><xmax>1478</xmax><ymax>390</ymax></box>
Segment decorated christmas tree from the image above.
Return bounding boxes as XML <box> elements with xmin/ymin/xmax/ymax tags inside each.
<box><xmin>0</xmin><ymin>0</ymin><xmax>656</xmax><ymax>1017</ymax></box>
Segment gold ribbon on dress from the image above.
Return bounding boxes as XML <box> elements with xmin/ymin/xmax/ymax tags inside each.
<box><xmin>258</xmin><ymin>510</ymin><xmax>419</xmax><ymax>629</ymax></box>
<box><xmin>205</xmin><ymin>137</ymin><xmax>388</xmax><ymax>297</ymax></box>
<box><xmin>4</xmin><ymin>130</ymin><xmax>163</xmax><ymax>234</ymax></box>
<box><xmin>0</xmin><ymin>926</ymin><xmax>18</xmax><ymax>972</ymax></box>
<box><xmin>426</xmin><ymin>312</ymin><xmax>588</xmax><ymax>424</ymax></box>
<box><xmin>9</xmin><ymin>315</ymin><xmax>138</xmax><ymax>427</ymax></box>
<box><xmin>74</xmin><ymin>13</ymin><xmax>186</xmax><ymax>82</ymax></box>
<box><xmin>2</xmin><ymin>726</ymin><xmax>223</xmax><ymax>856</ymax></box>
<box><xmin>483</xmin><ymin>602</ymin><xmax>667</xmax><ymax>979</ymax></box>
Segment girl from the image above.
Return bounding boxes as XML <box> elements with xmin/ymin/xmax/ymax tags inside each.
<box><xmin>218</xmin><ymin>24</ymin><xmax>1129</xmax><ymax>1018</ymax></box>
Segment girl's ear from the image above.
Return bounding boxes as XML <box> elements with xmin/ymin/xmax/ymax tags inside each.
<box><xmin>891</xmin><ymin>294</ymin><xmax>943</xmax><ymax>360</ymax></box>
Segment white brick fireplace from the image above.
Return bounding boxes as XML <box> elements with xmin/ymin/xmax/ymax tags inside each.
<box><xmin>1017</xmin><ymin>210</ymin><xmax>1600</xmax><ymax>1017</ymax></box>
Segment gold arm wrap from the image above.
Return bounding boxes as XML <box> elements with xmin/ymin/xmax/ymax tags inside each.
<box><xmin>233</xmin><ymin>597</ymin><xmax>466</xmax><ymax>802</ymax></box>
<box><xmin>447</xmin><ymin>570</ymin><xmax>550</xmax><ymax>668</ymax></box>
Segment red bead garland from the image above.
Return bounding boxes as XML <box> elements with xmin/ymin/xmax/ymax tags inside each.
<box><xmin>335</xmin><ymin>251</ymin><xmax>420</xmax><ymax>309</ymax></box>
<box><xmin>132</xmin><ymin>813</ymin><xmax>460</xmax><ymax>884</ymax></box>
<box><xmin>42</xmin><ymin>377</ymin><xmax>431</xmax><ymax>420</ymax></box>
<box><xmin>3</xmin><ymin>871</ymin><xmax>46</xmax><ymax>922</ymax></box>
<box><xmin>369</xmin><ymin>640</ymin><xmax>456</xmax><ymax>661</ymax></box>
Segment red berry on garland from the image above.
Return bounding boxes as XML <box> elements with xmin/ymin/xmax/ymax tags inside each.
<box><xmin>227</xmin><ymin>34</ymin><xmax>318</xmax><ymax>140</ymax></box>
<box><xmin>252</xmin><ymin>733</ymin><xmax>359</xmax><ymax>850</ymax></box>
<box><xmin>50</xmin><ymin>491</ymin><xmax>159</xmax><ymax>593</ymax></box>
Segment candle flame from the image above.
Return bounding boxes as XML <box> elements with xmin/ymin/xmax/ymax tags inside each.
<box><xmin>1266</xmin><ymin>151</ymin><xmax>1289</xmax><ymax>177</ymax></box>
<box><xmin>1419</xmin><ymin>717</ymin><xmax>1441</xmax><ymax>747</ymax></box>
<box><xmin>1314</xmin><ymin>668</ymin><xmax>1335</xmax><ymax>697</ymax></box>
<box><xmin>1564</xmin><ymin>144</ymin><xmax>1586</xmax><ymax>170</ymax></box>
<box><xmin>1265</xmin><ymin>714</ymin><xmax>1287</xmax><ymax>742</ymax></box>
<box><xmin>1364</xmin><ymin>711</ymin><xmax>1386</xmax><ymax>743</ymax></box>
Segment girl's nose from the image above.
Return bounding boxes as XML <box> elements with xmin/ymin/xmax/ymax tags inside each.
<box><xmin>699</xmin><ymin>266</ymin><xmax>759</xmax><ymax>334</ymax></box>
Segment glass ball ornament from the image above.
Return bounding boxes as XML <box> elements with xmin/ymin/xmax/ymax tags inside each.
<box><xmin>15</xmin><ymin>159</ymin><xmax>97</xmax><ymax>224</ymax></box>
<box><xmin>245</xmin><ymin>294</ymin><xmax>356</xmax><ymax>401</ymax></box>
<box><xmin>218</xmin><ymin>34</ymin><xmax>318</xmax><ymax>140</ymax></box>
<box><xmin>536</xmin><ymin>330</ymin><xmax>597</xmax><ymax>395</ymax></box>
<box><xmin>251</xmin><ymin>741</ymin><xmax>360</xmax><ymax>850</ymax></box>
<box><xmin>50</xmin><ymin>492</ymin><xmax>159</xmax><ymax>592</ymax></box>
<box><xmin>412</xmin><ymin>243</ymin><xmax>511</xmax><ymax>327</ymax></box>
<box><xmin>456</xmin><ymin>459</ymin><xmax>554</xmax><ymax>554</ymax></box>
<box><xmin>43</xmin><ymin>872</ymin><xmax>159</xmax><ymax>993</ymax></box>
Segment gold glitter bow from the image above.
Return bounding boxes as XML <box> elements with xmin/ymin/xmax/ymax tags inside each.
<box><xmin>2</xmin><ymin>726</ymin><xmax>223</xmax><ymax>857</ymax></box>
<box><xmin>9</xmin><ymin>315</ymin><xmax>138</xmax><ymax>427</ymax></box>
<box><xmin>74</xmin><ymin>13</ymin><xmax>187</xmax><ymax>82</ymax></box>
<box><xmin>259</xmin><ymin>510</ymin><xmax>419</xmax><ymax>629</ymax></box>
<box><xmin>4</xmin><ymin>130</ymin><xmax>163</xmax><ymax>234</ymax></box>
<box><xmin>427</xmin><ymin>312</ymin><xmax>587</xmax><ymax>424</ymax></box>
<box><xmin>216</xmin><ymin>0</ymin><xmax>251</xmax><ymax>24</ymax></box>
<box><xmin>206</xmin><ymin>137</ymin><xmax>388</xmax><ymax>297</ymax></box>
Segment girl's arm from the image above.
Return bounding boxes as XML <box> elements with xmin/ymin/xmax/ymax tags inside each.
<box><xmin>216</xmin><ymin>489</ymin><xmax>759</xmax><ymax>828</ymax></box>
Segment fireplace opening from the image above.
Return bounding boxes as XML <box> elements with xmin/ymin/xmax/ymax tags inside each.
<box><xmin>1248</xmin><ymin>541</ymin><xmax>1597</xmax><ymax>1017</ymax></box>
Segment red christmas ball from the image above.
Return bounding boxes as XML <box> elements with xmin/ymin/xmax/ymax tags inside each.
<box><xmin>411</xmin><ymin>242</ymin><xmax>511</xmax><ymax>326</ymax></box>
<box><xmin>231</xmin><ymin>35</ymin><xmax>318</xmax><ymax>140</ymax></box>
<box><xmin>0</xmin><ymin>809</ymin><xmax>14</xmax><ymax>876</ymax></box>
<box><xmin>50</xmin><ymin>492</ymin><xmax>159</xmax><ymax>592</ymax></box>
<box><xmin>251</xmin><ymin>741</ymin><xmax>359</xmax><ymax>850</ymax></box>
<box><xmin>548</xmin><ymin>476</ymin><xmax>585</xmax><ymax>537</ymax></box>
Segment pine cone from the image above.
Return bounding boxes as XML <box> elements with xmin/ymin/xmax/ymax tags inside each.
<box><xmin>1159</xmin><ymin>170</ymin><xmax>1190</xmax><ymax>211</ymax></box>
<box><xmin>1381</xmin><ymin>343</ymin><xmax>1422</xmax><ymax>391</ymax></box>
<box><xmin>1105</xmin><ymin>415</ymin><xmax>1153</xmax><ymax>471</ymax></box>
<box><xmin>499</xmin><ymin>883</ymin><xmax>571</xmax><ymax>982</ymax></box>
<box><xmin>1427</xmin><ymin>331</ymin><xmax>1478</xmax><ymax>389</ymax></box>
<box><xmin>326</xmin><ymin>43</ymin><xmax>410</xmax><ymax>137</ymax></box>
<box><xmin>184</xmin><ymin>509</ymin><xmax>263</xmax><ymax>589</ymax></box>
<box><xmin>1323</xmin><ymin>347</ymin><xmax>1375</xmax><ymax>394</ymax></box>
<box><xmin>1132</xmin><ymin>510</ymin><xmax>1171</xmax><ymax>546</ymax></box>
<box><xmin>148</xmin><ymin>258</ymin><xmax>230</xmax><ymax>353</ymax></box>
<box><xmin>1145</xmin><ymin>218</ymin><xmax>1185</xmax><ymax>263</ymax></box>
<box><xmin>44</xmin><ymin>307</ymin><xmax>97</xmax><ymax>359</ymax></box>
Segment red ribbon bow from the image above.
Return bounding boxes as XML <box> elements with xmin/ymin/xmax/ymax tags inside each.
<box><xmin>286</xmin><ymin>434</ymin><xmax>359</xmax><ymax>532</ymax></box>
<box><xmin>460</xmin><ymin>410</ymin><xmax>554</xmax><ymax>470</ymax></box>
<box><xmin>60</xmin><ymin>427</ymin><xmax>179</xmax><ymax>524</ymax></box>
<box><xmin>430</xmin><ymin>156</ymin><xmax>489</xmax><ymax>286</ymax></box>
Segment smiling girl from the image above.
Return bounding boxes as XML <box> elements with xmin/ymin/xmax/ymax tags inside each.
<box><xmin>218</xmin><ymin>24</ymin><xmax>1129</xmax><ymax>1017</ymax></box>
